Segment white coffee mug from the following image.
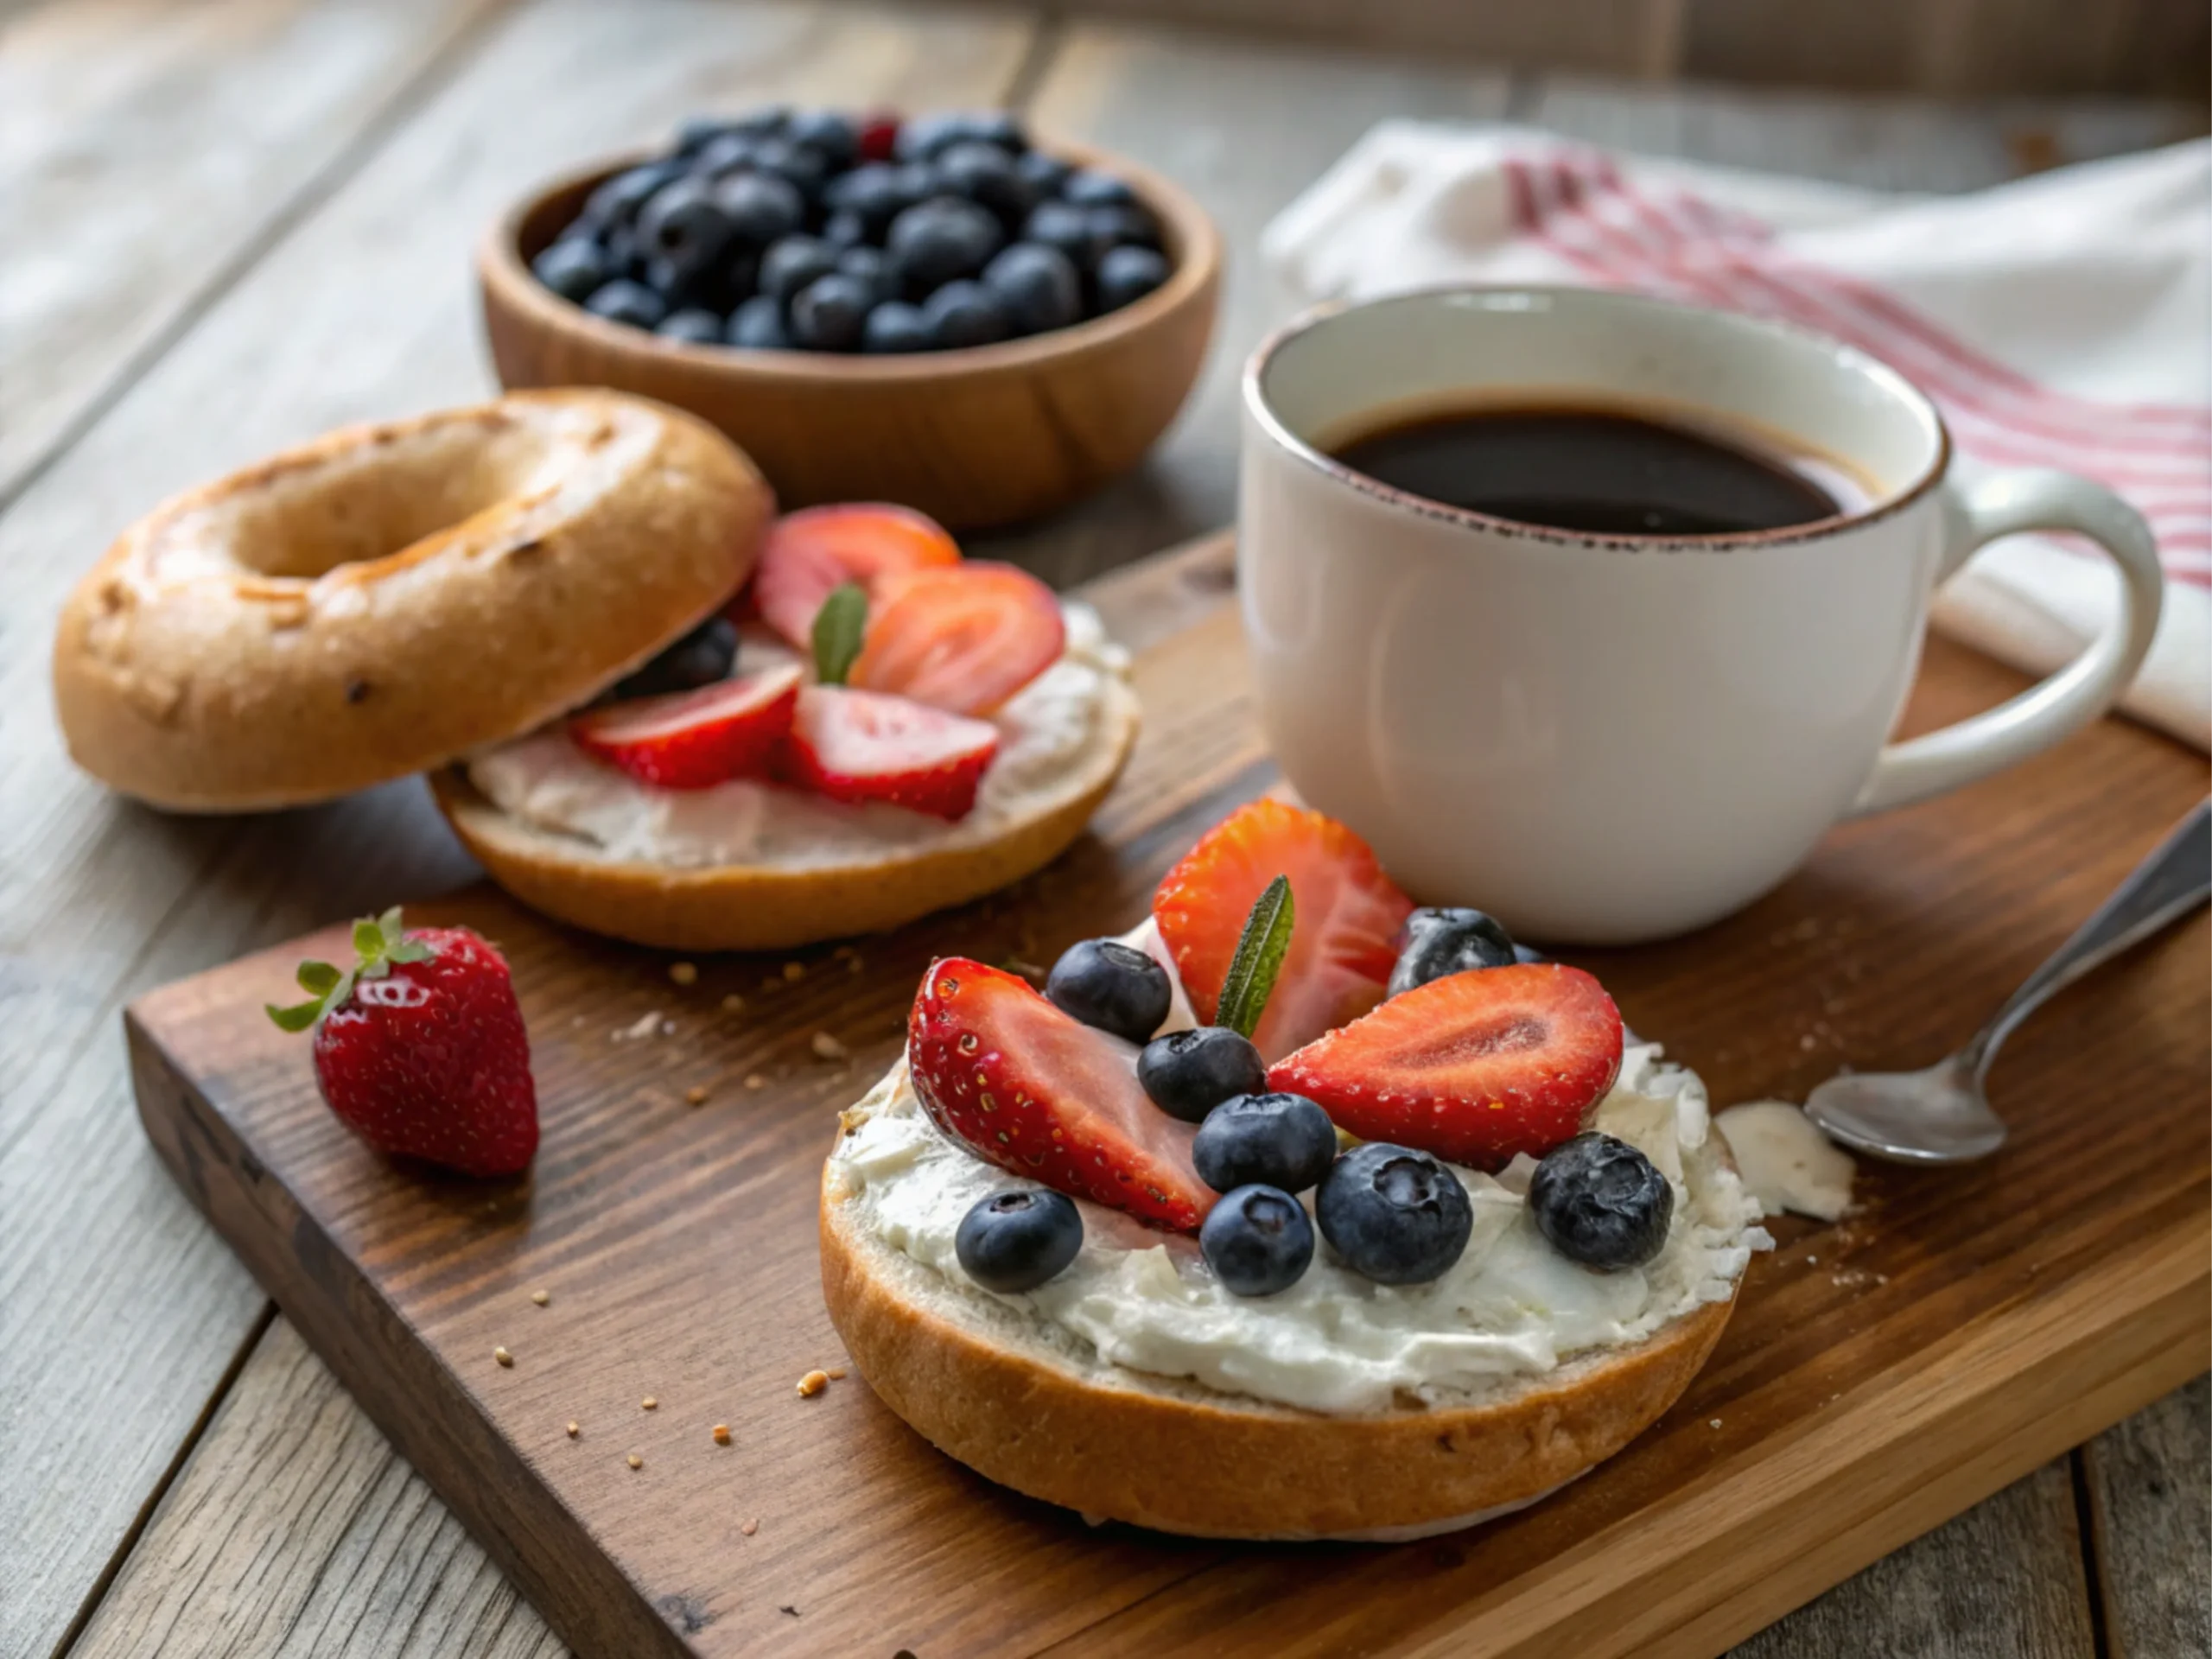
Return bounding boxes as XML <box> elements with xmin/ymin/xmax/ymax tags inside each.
<box><xmin>1239</xmin><ymin>287</ymin><xmax>2164</xmax><ymax>944</ymax></box>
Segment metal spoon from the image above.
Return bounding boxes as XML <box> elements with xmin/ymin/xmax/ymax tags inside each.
<box><xmin>1805</xmin><ymin>800</ymin><xmax>2210</xmax><ymax>1166</ymax></box>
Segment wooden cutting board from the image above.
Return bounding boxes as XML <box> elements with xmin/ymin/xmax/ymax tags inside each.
<box><xmin>128</xmin><ymin>533</ymin><xmax>2209</xmax><ymax>1659</ymax></box>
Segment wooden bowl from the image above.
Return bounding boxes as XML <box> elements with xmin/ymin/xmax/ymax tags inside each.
<box><xmin>478</xmin><ymin>142</ymin><xmax>1222</xmax><ymax>531</ymax></box>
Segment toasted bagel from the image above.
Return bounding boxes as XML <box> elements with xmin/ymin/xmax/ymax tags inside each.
<box><xmin>54</xmin><ymin>390</ymin><xmax>770</xmax><ymax>810</ymax></box>
<box><xmin>429</xmin><ymin>671</ymin><xmax>1140</xmax><ymax>950</ymax></box>
<box><xmin>818</xmin><ymin>1137</ymin><xmax>1737</xmax><ymax>1540</ymax></box>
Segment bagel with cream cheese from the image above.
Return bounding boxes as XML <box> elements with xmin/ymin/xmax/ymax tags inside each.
<box><xmin>54</xmin><ymin>390</ymin><xmax>770</xmax><ymax>812</ymax></box>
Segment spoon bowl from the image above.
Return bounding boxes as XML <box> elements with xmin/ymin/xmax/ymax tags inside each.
<box><xmin>1805</xmin><ymin>1058</ymin><xmax>2008</xmax><ymax>1165</ymax></box>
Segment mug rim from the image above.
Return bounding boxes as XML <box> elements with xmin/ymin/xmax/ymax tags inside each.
<box><xmin>1243</xmin><ymin>283</ymin><xmax>1954</xmax><ymax>551</ymax></box>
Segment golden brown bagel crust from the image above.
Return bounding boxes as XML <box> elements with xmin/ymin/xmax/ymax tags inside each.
<box><xmin>54</xmin><ymin>391</ymin><xmax>771</xmax><ymax>810</ymax></box>
<box><xmin>428</xmin><ymin>677</ymin><xmax>1139</xmax><ymax>950</ymax></box>
<box><xmin>819</xmin><ymin>1146</ymin><xmax>1736</xmax><ymax>1540</ymax></box>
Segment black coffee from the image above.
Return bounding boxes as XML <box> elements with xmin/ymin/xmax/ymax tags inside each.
<box><xmin>1329</xmin><ymin>404</ymin><xmax>1844</xmax><ymax>537</ymax></box>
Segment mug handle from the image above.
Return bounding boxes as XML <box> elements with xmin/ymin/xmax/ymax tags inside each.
<box><xmin>1851</xmin><ymin>468</ymin><xmax>2165</xmax><ymax>817</ymax></box>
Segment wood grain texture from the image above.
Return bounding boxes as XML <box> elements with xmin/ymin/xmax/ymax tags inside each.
<box><xmin>127</xmin><ymin>531</ymin><xmax>2209</xmax><ymax>1657</ymax></box>
<box><xmin>479</xmin><ymin>143</ymin><xmax>1220</xmax><ymax>531</ymax></box>
<box><xmin>2084</xmin><ymin>1376</ymin><xmax>2212</xmax><ymax>1659</ymax></box>
<box><xmin>969</xmin><ymin>21</ymin><xmax>1511</xmax><ymax>588</ymax></box>
<box><xmin>0</xmin><ymin>3</ymin><xmax>1033</xmax><ymax>1655</ymax></box>
<box><xmin>71</xmin><ymin>1318</ymin><xmax>564</xmax><ymax>1659</ymax></box>
<box><xmin>0</xmin><ymin>0</ymin><xmax>501</xmax><ymax>505</ymax></box>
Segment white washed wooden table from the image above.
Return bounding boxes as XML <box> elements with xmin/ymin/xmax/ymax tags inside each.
<box><xmin>3</xmin><ymin>3</ymin><xmax>2205</xmax><ymax>1655</ymax></box>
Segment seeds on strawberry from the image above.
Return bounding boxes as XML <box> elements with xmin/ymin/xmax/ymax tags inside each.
<box><xmin>1269</xmin><ymin>963</ymin><xmax>1624</xmax><ymax>1172</ymax></box>
<box><xmin>907</xmin><ymin>958</ymin><xmax>1214</xmax><ymax>1232</ymax></box>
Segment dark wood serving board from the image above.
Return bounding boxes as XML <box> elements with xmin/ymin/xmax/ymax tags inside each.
<box><xmin>129</xmin><ymin>534</ymin><xmax>2209</xmax><ymax>1659</ymax></box>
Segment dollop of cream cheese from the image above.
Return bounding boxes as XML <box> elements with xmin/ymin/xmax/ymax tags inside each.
<box><xmin>831</xmin><ymin>1015</ymin><xmax>1773</xmax><ymax>1418</ymax></box>
<box><xmin>466</xmin><ymin>602</ymin><xmax>1128</xmax><ymax>868</ymax></box>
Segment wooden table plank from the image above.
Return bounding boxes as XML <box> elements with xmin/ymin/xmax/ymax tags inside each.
<box><xmin>0</xmin><ymin>3</ymin><xmax>1034</xmax><ymax>1656</ymax></box>
<box><xmin>970</xmin><ymin>21</ymin><xmax>1511</xmax><ymax>588</ymax></box>
<box><xmin>2083</xmin><ymin>1376</ymin><xmax>2212</xmax><ymax>1657</ymax></box>
<box><xmin>0</xmin><ymin>0</ymin><xmax>504</xmax><ymax>507</ymax></box>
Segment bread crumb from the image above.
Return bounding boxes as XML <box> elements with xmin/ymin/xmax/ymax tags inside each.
<box><xmin>626</xmin><ymin>1453</ymin><xmax>643</xmax><ymax>1471</ymax></box>
<box><xmin>668</xmin><ymin>961</ymin><xmax>698</xmax><ymax>986</ymax></box>
<box><xmin>614</xmin><ymin>1010</ymin><xmax>661</xmax><ymax>1041</ymax></box>
<box><xmin>798</xmin><ymin>1370</ymin><xmax>830</xmax><ymax>1397</ymax></box>
<box><xmin>783</xmin><ymin>961</ymin><xmax>805</xmax><ymax>982</ymax></box>
<box><xmin>494</xmin><ymin>1346</ymin><xmax>513</xmax><ymax>1368</ymax></box>
<box><xmin>660</xmin><ymin>1017</ymin><xmax>677</xmax><ymax>1036</ymax></box>
<box><xmin>1709</xmin><ymin>1419</ymin><xmax>1722</xmax><ymax>1429</ymax></box>
<box><xmin>741</xmin><ymin>1517</ymin><xmax>760</xmax><ymax>1535</ymax></box>
<box><xmin>721</xmin><ymin>993</ymin><xmax>746</xmax><ymax>1013</ymax></box>
<box><xmin>641</xmin><ymin>1396</ymin><xmax>658</xmax><ymax>1411</ymax></box>
<box><xmin>712</xmin><ymin>1424</ymin><xmax>731</xmax><ymax>1446</ymax></box>
<box><xmin>811</xmin><ymin>1031</ymin><xmax>848</xmax><ymax>1061</ymax></box>
<box><xmin>746</xmin><ymin>1074</ymin><xmax>766</xmax><ymax>1090</ymax></box>
<box><xmin>1806</xmin><ymin>1255</ymin><xmax>1819</xmax><ymax>1266</ymax></box>
<box><xmin>566</xmin><ymin>1421</ymin><xmax>580</xmax><ymax>1439</ymax></box>
<box><xmin>684</xmin><ymin>1084</ymin><xmax>709</xmax><ymax>1106</ymax></box>
<box><xmin>825</xmin><ymin>1366</ymin><xmax>847</xmax><ymax>1381</ymax></box>
<box><xmin>530</xmin><ymin>1289</ymin><xmax>550</xmax><ymax>1306</ymax></box>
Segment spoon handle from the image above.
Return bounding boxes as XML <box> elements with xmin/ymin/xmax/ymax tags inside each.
<box><xmin>1964</xmin><ymin>800</ymin><xmax>2211</xmax><ymax>1080</ymax></box>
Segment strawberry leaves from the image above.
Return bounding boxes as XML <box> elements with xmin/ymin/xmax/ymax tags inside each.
<box><xmin>267</xmin><ymin>906</ymin><xmax>433</xmax><ymax>1032</ymax></box>
<box><xmin>811</xmin><ymin>581</ymin><xmax>868</xmax><ymax>685</ymax></box>
<box><xmin>1214</xmin><ymin>875</ymin><xmax>1294</xmax><ymax>1040</ymax></box>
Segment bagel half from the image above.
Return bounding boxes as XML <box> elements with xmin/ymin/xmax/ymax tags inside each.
<box><xmin>429</xmin><ymin>673</ymin><xmax>1140</xmax><ymax>950</ymax></box>
<box><xmin>819</xmin><ymin>1143</ymin><xmax>1737</xmax><ymax>1541</ymax></box>
<box><xmin>54</xmin><ymin>390</ymin><xmax>771</xmax><ymax>810</ymax></box>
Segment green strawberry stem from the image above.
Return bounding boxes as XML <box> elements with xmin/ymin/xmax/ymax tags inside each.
<box><xmin>812</xmin><ymin>581</ymin><xmax>868</xmax><ymax>685</ymax></box>
<box><xmin>1215</xmin><ymin>874</ymin><xmax>1294</xmax><ymax>1040</ymax></box>
<box><xmin>265</xmin><ymin>905</ymin><xmax>433</xmax><ymax>1033</ymax></box>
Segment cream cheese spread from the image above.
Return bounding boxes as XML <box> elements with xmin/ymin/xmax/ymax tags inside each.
<box><xmin>466</xmin><ymin>602</ymin><xmax>1128</xmax><ymax>868</ymax></box>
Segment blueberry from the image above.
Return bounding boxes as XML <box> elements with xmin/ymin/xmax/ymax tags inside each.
<box><xmin>532</xmin><ymin>237</ymin><xmax>610</xmax><ymax>302</ymax></box>
<box><xmin>1388</xmin><ymin>907</ymin><xmax>1518</xmax><ymax>997</ymax></box>
<box><xmin>892</xmin><ymin>161</ymin><xmax>947</xmax><ymax>210</ymax></box>
<box><xmin>1192</xmin><ymin>1093</ymin><xmax>1338</xmax><ymax>1195</ymax></box>
<box><xmin>726</xmin><ymin>294</ymin><xmax>789</xmax><ymax>349</ymax></box>
<box><xmin>823</xmin><ymin>162</ymin><xmax>911</xmax><ymax>238</ymax></box>
<box><xmin>655</xmin><ymin>306</ymin><xmax>726</xmax><ymax>344</ymax></box>
<box><xmin>820</xmin><ymin>210</ymin><xmax>867</xmax><ymax>250</ymax></box>
<box><xmin>785</xmin><ymin>110</ymin><xmax>859</xmax><ymax>169</ymax></box>
<box><xmin>966</xmin><ymin>111</ymin><xmax>1028</xmax><ymax>152</ymax></box>
<box><xmin>1136</xmin><ymin>1027</ymin><xmax>1268</xmax><ymax>1123</ymax></box>
<box><xmin>1061</xmin><ymin>168</ymin><xmax>1137</xmax><ymax>207</ymax></box>
<box><xmin>749</xmin><ymin>137</ymin><xmax>829</xmax><ymax>195</ymax></box>
<box><xmin>616</xmin><ymin>616</ymin><xmax>738</xmax><ymax>698</ymax></box>
<box><xmin>861</xmin><ymin>300</ymin><xmax>932</xmax><ymax>353</ymax></box>
<box><xmin>1095</xmin><ymin>244</ymin><xmax>1169</xmax><ymax>311</ymax></box>
<box><xmin>758</xmin><ymin>235</ymin><xmax>840</xmax><ymax>305</ymax></box>
<box><xmin>577</xmin><ymin>162</ymin><xmax>683</xmax><ymax>234</ymax></box>
<box><xmin>1199</xmin><ymin>1185</ymin><xmax>1313</xmax><ymax>1297</ymax></box>
<box><xmin>938</xmin><ymin>140</ymin><xmax>1038</xmax><ymax>223</ymax></box>
<box><xmin>1317</xmin><ymin>1143</ymin><xmax>1473</xmax><ymax>1285</ymax></box>
<box><xmin>921</xmin><ymin>278</ymin><xmax>1011</xmax><ymax>348</ymax></box>
<box><xmin>1045</xmin><ymin>938</ymin><xmax>1170</xmax><ymax>1044</ymax></box>
<box><xmin>788</xmin><ymin>272</ymin><xmax>873</xmax><ymax>352</ymax></box>
<box><xmin>1015</xmin><ymin>149</ymin><xmax>1073</xmax><ymax>199</ymax></box>
<box><xmin>582</xmin><ymin>278</ymin><xmax>666</xmax><ymax>329</ymax></box>
<box><xmin>886</xmin><ymin>198</ymin><xmax>1002</xmax><ymax>291</ymax></box>
<box><xmin>713</xmin><ymin>172</ymin><xmax>806</xmax><ymax>250</ymax></box>
<box><xmin>689</xmin><ymin>132</ymin><xmax>760</xmax><ymax>180</ymax></box>
<box><xmin>636</xmin><ymin>178</ymin><xmax>736</xmax><ymax>277</ymax></box>
<box><xmin>836</xmin><ymin>245</ymin><xmax>895</xmax><ymax>307</ymax></box>
<box><xmin>1087</xmin><ymin>200</ymin><xmax>1160</xmax><ymax>251</ymax></box>
<box><xmin>1529</xmin><ymin>1134</ymin><xmax>1673</xmax><ymax>1272</ymax></box>
<box><xmin>725</xmin><ymin>105</ymin><xmax>792</xmax><ymax>139</ymax></box>
<box><xmin>1021</xmin><ymin>200</ymin><xmax>1103</xmax><ymax>270</ymax></box>
<box><xmin>894</xmin><ymin>111</ymin><xmax>980</xmax><ymax>162</ymax></box>
<box><xmin>1514</xmin><ymin>943</ymin><xmax>1546</xmax><ymax>963</ymax></box>
<box><xmin>982</xmin><ymin>242</ymin><xmax>1080</xmax><ymax>334</ymax></box>
<box><xmin>674</xmin><ymin>115</ymin><xmax>738</xmax><ymax>156</ymax></box>
<box><xmin>956</xmin><ymin>1188</ymin><xmax>1082</xmax><ymax>1293</ymax></box>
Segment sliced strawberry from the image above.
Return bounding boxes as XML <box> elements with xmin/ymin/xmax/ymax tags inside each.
<box><xmin>1153</xmin><ymin>799</ymin><xmax>1414</xmax><ymax>1062</ymax></box>
<box><xmin>907</xmin><ymin>958</ymin><xmax>1213</xmax><ymax>1232</ymax></box>
<box><xmin>1268</xmin><ymin>963</ymin><xmax>1624</xmax><ymax>1172</ymax></box>
<box><xmin>848</xmin><ymin>563</ymin><xmax>1065</xmax><ymax>715</ymax></box>
<box><xmin>753</xmin><ymin>504</ymin><xmax>961</xmax><ymax>648</ymax></box>
<box><xmin>570</xmin><ymin>664</ymin><xmax>800</xmax><ymax>789</ymax></box>
<box><xmin>782</xmin><ymin>684</ymin><xmax>998</xmax><ymax>819</ymax></box>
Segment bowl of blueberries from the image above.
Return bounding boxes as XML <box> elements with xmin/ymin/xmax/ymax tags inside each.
<box><xmin>480</xmin><ymin>105</ymin><xmax>1220</xmax><ymax>531</ymax></box>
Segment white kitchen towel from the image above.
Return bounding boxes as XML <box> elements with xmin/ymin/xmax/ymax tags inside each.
<box><xmin>1262</xmin><ymin>126</ymin><xmax>2211</xmax><ymax>751</ymax></box>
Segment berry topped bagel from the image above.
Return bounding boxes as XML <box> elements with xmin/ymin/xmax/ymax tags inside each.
<box><xmin>54</xmin><ymin>391</ymin><xmax>770</xmax><ymax>811</ymax></box>
<box><xmin>820</xmin><ymin>799</ymin><xmax>1770</xmax><ymax>1540</ymax></box>
<box><xmin>434</xmin><ymin>504</ymin><xmax>1139</xmax><ymax>950</ymax></box>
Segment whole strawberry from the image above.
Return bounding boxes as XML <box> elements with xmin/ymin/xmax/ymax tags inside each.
<box><xmin>267</xmin><ymin>908</ymin><xmax>538</xmax><ymax>1177</ymax></box>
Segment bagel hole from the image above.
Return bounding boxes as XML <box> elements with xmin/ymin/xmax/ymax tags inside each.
<box><xmin>228</xmin><ymin>424</ymin><xmax>540</xmax><ymax>578</ymax></box>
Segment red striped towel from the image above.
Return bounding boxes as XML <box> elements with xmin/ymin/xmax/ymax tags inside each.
<box><xmin>1264</xmin><ymin>129</ymin><xmax>2209</xmax><ymax>749</ymax></box>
